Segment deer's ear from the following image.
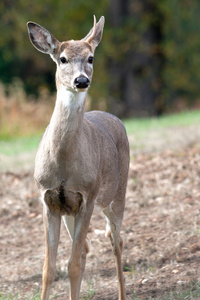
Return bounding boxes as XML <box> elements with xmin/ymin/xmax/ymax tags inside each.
<box><xmin>81</xmin><ymin>16</ymin><xmax>105</xmax><ymax>50</ymax></box>
<box><xmin>27</xmin><ymin>22</ymin><xmax>60</xmax><ymax>55</ymax></box>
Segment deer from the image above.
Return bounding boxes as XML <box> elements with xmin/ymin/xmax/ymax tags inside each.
<box><xmin>27</xmin><ymin>16</ymin><xmax>130</xmax><ymax>300</ymax></box>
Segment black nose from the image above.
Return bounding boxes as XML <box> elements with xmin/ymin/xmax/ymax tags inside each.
<box><xmin>74</xmin><ymin>76</ymin><xmax>90</xmax><ymax>89</ymax></box>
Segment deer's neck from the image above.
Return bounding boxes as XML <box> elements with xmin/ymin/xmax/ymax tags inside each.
<box><xmin>48</xmin><ymin>85</ymin><xmax>86</xmax><ymax>155</ymax></box>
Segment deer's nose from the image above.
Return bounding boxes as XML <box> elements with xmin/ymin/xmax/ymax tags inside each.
<box><xmin>74</xmin><ymin>76</ymin><xmax>90</xmax><ymax>89</ymax></box>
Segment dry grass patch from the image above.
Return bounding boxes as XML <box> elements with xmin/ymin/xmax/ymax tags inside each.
<box><xmin>0</xmin><ymin>80</ymin><xmax>54</xmax><ymax>139</ymax></box>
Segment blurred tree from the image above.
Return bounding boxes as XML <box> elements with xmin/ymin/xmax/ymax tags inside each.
<box><xmin>107</xmin><ymin>0</ymin><xmax>165</xmax><ymax>116</ymax></box>
<box><xmin>160</xmin><ymin>0</ymin><xmax>200</xmax><ymax>109</ymax></box>
<box><xmin>0</xmin><ymin>0</ymin><xmax>108</xmax><ymax>96</ymax></box>
<box><xmin>0</xmin><ymin>0</ymin><xmax>200</xmax><ymax>116</ymax></box>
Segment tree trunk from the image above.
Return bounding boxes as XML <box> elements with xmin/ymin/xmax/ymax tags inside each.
<box><xmin>108</xmin><ymin>0</ymin><xmax>164</xmax><ymax>117</ymax></box>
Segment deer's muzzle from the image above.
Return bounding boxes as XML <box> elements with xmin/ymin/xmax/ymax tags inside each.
<box><xmin>74</xmin><ymin>76</ymin><xmax>90</xmax><ymax>89</ymax></box>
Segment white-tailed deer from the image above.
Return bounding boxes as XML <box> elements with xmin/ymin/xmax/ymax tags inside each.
<box><xmin>27</xmin><ymin>16</ymin><xmax>129</xmax><ymax>300</ymax></box>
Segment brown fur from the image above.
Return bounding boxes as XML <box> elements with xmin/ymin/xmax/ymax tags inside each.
<box><xmin>27</xmin><ymin>16</ymin><xmax>129</xmax><ymax>300</ymax></box>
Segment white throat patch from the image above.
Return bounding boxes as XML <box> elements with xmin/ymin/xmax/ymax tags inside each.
<box><xmin>57</xmin><ymin>85</ymin><xmax>87</xmax><ymax>112</ymax></box>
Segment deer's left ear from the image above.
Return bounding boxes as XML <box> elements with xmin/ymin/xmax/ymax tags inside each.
<box><xmin>82</xmin><ymin>16</ymin><xmax>105</xmax><ymax>50</ymax></box>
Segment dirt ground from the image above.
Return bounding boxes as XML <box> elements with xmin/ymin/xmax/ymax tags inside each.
<box><xmin>1</xmin><ymin>127</ymin><xmax>200</xmax><ymax>299</ymax></box>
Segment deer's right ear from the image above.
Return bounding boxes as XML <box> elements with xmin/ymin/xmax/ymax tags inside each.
<box><xmin>82</xmin><ymin>16</ymin><xmax>105</xmax><ymax>50</ymax></box>
<box><xmin>27</xmin><ymin>22</ymin><xmax>59</xmax><ymax>55</ymax></box>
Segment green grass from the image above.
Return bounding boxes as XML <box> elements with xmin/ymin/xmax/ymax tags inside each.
<box><xmin>123</xmin><ymin>109</ymin><xmax>200</xmax><ymax>135</ymax></box>
<box><xmin>0</xmin><ymin>290</ymin><xmax>41</xmax><ymax>300</ymax></box>
<box><xmin>0</xmin><ymin>110</ymin><xmax>200</xmax><ymax>156</ymax></box>
<box><xmin>0</xmin><ymin>134</ymin><xmax>42</xmax><ymax>156</ymax></box>
<box><xmin>81</xmin><ymin>279</ymin><xmax>97</xmax><ymax>300</ymax></box>
<box><xmin>1</xmin><ymin>282</ymin><xmax>200</xmax><ymax>300</ymax></box>
<box><xmin>0</xmin><ymin>285</ymin><xmax>97</xmax><ymax>300</ymax></box>
<box><xmin>161</xmin><ymin>281</ymin><xmax>200</xmax><ymax>300</ymax></box>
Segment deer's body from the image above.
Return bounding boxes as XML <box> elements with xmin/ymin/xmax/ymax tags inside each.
<box><xmin>27</xmin><ymin>16</ymin><xmax>129</xmax><ymax>300</ymax></box>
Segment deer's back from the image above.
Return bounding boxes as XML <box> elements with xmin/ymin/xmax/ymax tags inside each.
<box><xmin>85</xmin><ymin>110</ymin><xmax>129</xmax><ymax>149</ymax></box>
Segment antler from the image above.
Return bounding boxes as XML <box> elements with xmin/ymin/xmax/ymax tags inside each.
<box><xmin>86</xmin><ymin>15</ymin><xmax>96</xmax><ymax>43</ymax></box>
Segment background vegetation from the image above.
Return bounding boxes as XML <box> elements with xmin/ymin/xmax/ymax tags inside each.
<box><xmin>1</xmin><ymin>2</ymin><xmax>200</xmax><ymax>299</ymax></box>
<box><xmin>0</xmin><ymin>0</ymin><xmax>200</xmax><ymax>125</ymax></box>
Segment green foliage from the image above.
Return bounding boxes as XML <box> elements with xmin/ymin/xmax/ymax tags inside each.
<box><xmin>0</xmin><ymin>0</ymin><xmax>108</xmax><ymax>96</ymax></box>
<box><xmin>159</xmin><ymin>0</ymin><xmax>200</xmax><ymax>104</ymax></box>
<box><xmin>0</xmin><ymin>0</ymin><xmax>200</xmax><ymax>116</ymax></box>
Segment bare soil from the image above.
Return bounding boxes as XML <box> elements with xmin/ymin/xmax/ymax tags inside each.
<box><xmin>1</xmin><ymin>127</ymin><xmax>200</xmax><ymax>299</ymax></box>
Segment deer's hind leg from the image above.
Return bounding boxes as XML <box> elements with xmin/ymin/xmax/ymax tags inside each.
<box><xmin>103</xmin><ymin>199</ymin><xmax>126</xmax><ymax>300</ymax></box>
<box><xmin>66</xmin><ymin>203</ymin><xmax>94</xmax><ymax>300</ymax></box>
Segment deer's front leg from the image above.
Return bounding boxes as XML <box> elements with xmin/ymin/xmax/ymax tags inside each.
<box><xmin>41</xmin><ymin>205</ymin><xmax>61</xmax><ymax>300</ymax></box>
<box><xmin>68</xmin><ymin>203</ymin><xmax>93</xmax><ymax>300</ymax></box>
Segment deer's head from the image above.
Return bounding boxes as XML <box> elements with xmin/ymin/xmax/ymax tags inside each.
<box><xmin>27</xmin><ymin>16</ymin><xmax>105</xmax><ymax>92</ymax></box>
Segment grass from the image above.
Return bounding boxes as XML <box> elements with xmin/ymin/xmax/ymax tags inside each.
<box><xmin>0</xmin><ymin>282</ymin><xmax>97</xmax><ymax>300</ymax></box>
<box><xmin>1</xmin><ymin>282</ymin><xmax>200</xmax><ymax>300</ymax></box>
<box><xmin>162</xmin><ymin>281</ymin><xmax>200</xmax><ymax>300</ymax></box>
<box><xmin>1</xmin><ymin>111</ymin><xmax>200</xmax><ymax>298</ymax></box>
<box><xmin>1</xmin><ymin>110</ymin><xmax>200</xmax><ymax>157</ymax></box>
<box><xmin>123</xmin><ymin>109</ymin><xmax>200</xmax><ymax>135</ymax></box>
<box><xmin>81</xmin><ymin>280</ymin><xmax>97</xmax><ymax>300</ymax></box>
<box><xmin>0</xmin><ymin>134</ymin><xmax>42</xmax><ymax>156</ymax></box>
<box><xmin>0</xmin><ymin>290</ymin><xmax>63</xmax><ymax>300</ymax></box>
<box><xmin>129</xmin><ymin>281</ymin><xmax>200</xmax><ymax>300</ymax></box>
<box><xmin>0</xmin><ymin>290</ymin><xmax>40</xmax><ymax>300</ymax></box>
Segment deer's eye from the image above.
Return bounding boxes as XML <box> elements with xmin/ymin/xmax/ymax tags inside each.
<box><xmin>60</xmin><ymin>57</ymin><xmax>68</xmax><ymax>64</ymax></box>
<box><xmin>88</xmin><ymin>56</ymin><xmax>94</xmax><ymax>64</ymax></box>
